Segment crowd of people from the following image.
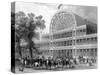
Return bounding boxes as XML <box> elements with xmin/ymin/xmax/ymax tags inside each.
<box><xmin>18</xmin><ymin>56</ymin><xmax>97</xmax><ymax>71</ymax></box>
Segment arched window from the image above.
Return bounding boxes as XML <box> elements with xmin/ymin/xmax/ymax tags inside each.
<box><xmin>50</xmin><ymin>11</ymin><xmax>75</xmax><ymax>32</ymax></box>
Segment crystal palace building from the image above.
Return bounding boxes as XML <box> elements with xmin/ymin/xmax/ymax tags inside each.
<box><xmin>36</xmin><ymin>10</ymin><xmax>97</xmax><ymax>61</ymax></box>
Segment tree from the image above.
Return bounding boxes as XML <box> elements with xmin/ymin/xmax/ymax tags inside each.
<box><xmin>12</xmin><ymin>11</ymin><xmax>45</xmax><ymax>59</ymax></box>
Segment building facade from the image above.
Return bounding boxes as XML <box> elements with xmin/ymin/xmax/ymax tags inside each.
<box><xmin>36</xmin><ymin>10</ymin><xmax>97</xmax><ymax>61</ymax></box>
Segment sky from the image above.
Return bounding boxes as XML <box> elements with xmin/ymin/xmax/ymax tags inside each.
<box><xmin>15</xmin><ymin>2</ymin><xmax>97</xmax><ymax>34</ymax></box>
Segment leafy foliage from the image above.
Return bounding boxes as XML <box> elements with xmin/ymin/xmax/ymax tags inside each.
<box><xmin>11</xmin><ymin>11</ymin><xmax>45</xmax><ymax>59</ymax></box>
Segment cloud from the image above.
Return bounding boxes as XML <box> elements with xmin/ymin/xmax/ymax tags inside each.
<box><xmin>61</xmin><ymin>5</ymin><xmax>97</xmax><ymax>24</ymax></box>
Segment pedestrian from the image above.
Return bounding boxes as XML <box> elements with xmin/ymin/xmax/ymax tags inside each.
<box><xmin>19</xmin><ymin>58</ymin><xmax>25</xmax><ymax>72</ymax></box>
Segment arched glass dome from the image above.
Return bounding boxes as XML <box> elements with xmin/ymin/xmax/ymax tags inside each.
<box><xmin>50</xmin><ymin>11</ymin><xmax>76</xmax><ymax>32</ymax></box>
